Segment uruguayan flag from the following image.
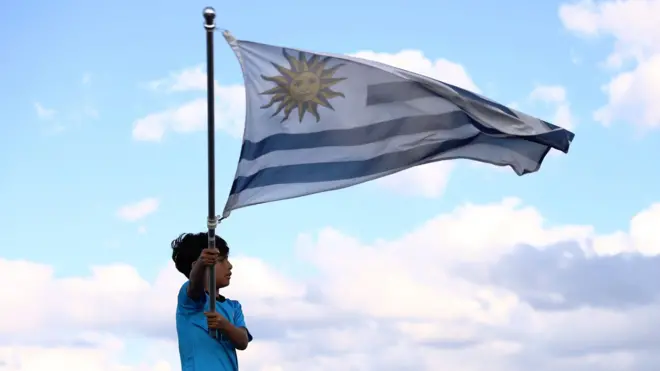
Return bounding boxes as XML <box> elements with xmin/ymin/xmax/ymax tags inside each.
<box><xmin>221</xmin><ymin>31</ymin><xmax>574</xmax><ymax>217</ymax></box>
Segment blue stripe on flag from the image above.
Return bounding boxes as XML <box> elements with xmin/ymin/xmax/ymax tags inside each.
<box><xmin>366</xmin><ymin>81</ymin><xmax>440</xmax><ymax>106</ymax></box>
<box><xmin>231</xmin><ymin>135</ymin><xmax>479</xmax><ymax>194</ymax></box>
<box><xmin>444</xmin><ymin>83</ymin><xmax>520</xmax><ymax>119</ymax></box>
<box><xmin>240</xmin><ymin>111</ymin><xmax>573</xmax><ymax>164</ymax></box>
<box><xmin>367</xmin><ymin>81</ymin><xmax>520</xmax><ymax>119</ymax></box>
<box><xmin>239</xmin><ymin>112</ymin><xmax>473</xmax><ymax>161</ymax></box>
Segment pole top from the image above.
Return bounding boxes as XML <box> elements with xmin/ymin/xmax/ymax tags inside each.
<box><xmin>203</xmin><ymin>7</ymin><xmax>216</xmax><ymax>30</ymax></box>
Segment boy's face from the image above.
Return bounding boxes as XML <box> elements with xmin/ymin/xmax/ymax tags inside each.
<box><xmin>214</xmin><ymin>256</ymin><xmax>233</xmax><ymax>288</ymax></box>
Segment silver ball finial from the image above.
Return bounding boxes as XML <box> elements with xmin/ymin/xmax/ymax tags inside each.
<box><xmin>203</xmin><ymin>7</ymin><xmax>215</xmax><ymax>17</ymax></box>
<box><xmin>203</xmin><ymin>7</ymin><xmax>216</xmax><ymax>29</ymax></box>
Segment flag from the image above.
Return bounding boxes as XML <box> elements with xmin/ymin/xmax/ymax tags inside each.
<box><xmin>221</xmin><ymin>31</ymin><xmax>575</xmax><ymax>218</ymax></box>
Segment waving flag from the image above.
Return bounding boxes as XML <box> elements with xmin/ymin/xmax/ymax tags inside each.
<box><xmin>221</xmin><ymin>31</ymin><xmax>575</xmax><ymax>218</ymax></box>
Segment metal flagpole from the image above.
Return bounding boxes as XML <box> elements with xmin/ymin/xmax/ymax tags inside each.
<box><xmin>203</xmin><ymin>6</ymin><xmax>219</xmax><ymax>339</ymax></box>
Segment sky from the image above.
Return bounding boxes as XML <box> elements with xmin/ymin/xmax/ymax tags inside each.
<box><xmin>1</xmin><ymin>0</ymin><xmax>660</xmax><ymax>370</ymax></box>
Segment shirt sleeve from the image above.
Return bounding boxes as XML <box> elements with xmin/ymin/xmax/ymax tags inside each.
<box><xmin>232</xmin><ymin>301</ymin><xmax>253</xmax><ymax>342</ymax></box>
<box><xmin>177</xmin><ymin>281</ymin><xmax>206</xmax><ymax>314</ymax></box>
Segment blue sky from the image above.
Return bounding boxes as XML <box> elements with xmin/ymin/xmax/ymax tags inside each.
<box><xmin>2</xmin><ymin>0</ymin><xmax>660</xmax><ymax>370</ymax></box>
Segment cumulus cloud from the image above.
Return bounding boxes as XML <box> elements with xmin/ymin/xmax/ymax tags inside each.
<box><xmin>348</xmin><ymin>49</ymin><xmax>480</xmax><ymax>93</ymax></box>
<box><xmin>0</xmin><ymin>339</ymin><xmax>173</xmax><ymax>371</ymax></box>
<box><xmin>116</xmin><ymin>198</ymin><xmax>159</xmax><ymax>222</ymax></box>
<box><xmin>145</xmin><ymin>65</ymin><xmax>208</xmax><ymax>93</ymax></box>
<box><xmin>488</xmin><ymin>241</ymin><xmax>660</xmax><ymax>311</ymax></box>
<box><xmin>3</xmin><ymin>198</ymin><xmax>660</xmax><ymax>370</ymax></box>
<box><xmin>559</xmin><ymin>0</ymin><xmax>660</xmax><ymax>129</ymax></box>
<box><xmin>530</xmin><ymin>85</ymin><xmax>566</xmax><ymax>103</ymax></box>
<box><xmin>593</xmin><ymin>56</ymin><xmax>660</xmax><ymax>129</ymax></box>
<box><xmin>135</xmin><ymin>65</ymin><xmax>245</xmax><ymax>142</ymax></box>
<box><xmin>529</xmin><ymin>85</ymin><xmax>576</xmax><ymax>130</ymax></box>
<box><xmin>374</xmin><ymin>162</ymin><xmax>455</xmax><ymax>198</ymax></box>
<box><xmin>131</xmin><ymin>87</ymin><xmax>245</xmax><ymax>142</ymax></box>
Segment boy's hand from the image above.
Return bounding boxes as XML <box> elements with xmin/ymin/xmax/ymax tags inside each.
<box><xmin>199</xmin><ymin>248</ymin><xmax>219</xmax><ymax>266</ymax></box>
<box><xmin>204</xmin><ymin>311</ymin><xmax>229</xmax><ymax>330</ymax></box>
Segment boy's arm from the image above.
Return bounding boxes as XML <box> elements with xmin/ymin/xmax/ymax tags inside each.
<box><xmin>187</xmin><ymin>247</ymin><xmax>218</xmax><ymax>301</ymax></box>
<box><xmin>206</xmin><ymin>302</ymin><xmax>253</xmax><ymax>351</ymax></box>
<box><xmin>186</xmin><ymin>257</ymin><xmax>207</xmax><ymax>301</ymax></box>
<box><xmin>230</xmin><ymin>302</ymin><xmax>253</xmax><ymax>350</ymax></box>
<box><xmin>178</xmin><ymin>281</ymin><xmax>205</xmax><ymax>313</ymax></box>
<box><xmin>219</xmin><ymin>322</ymin><xmax>250</xmax><ymax>351</ymax></box>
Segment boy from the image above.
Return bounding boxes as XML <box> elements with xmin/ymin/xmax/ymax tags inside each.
<box><xmin>171</xmin><ymin>233</ymin><xmax>253</xmax><ymax>371</ymax></box>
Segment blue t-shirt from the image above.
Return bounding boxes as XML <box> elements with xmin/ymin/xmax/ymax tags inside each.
<box><xmin>176</xmin><ymin>281</ymin><xmax>253</xmax><ymax>371</ymax></box>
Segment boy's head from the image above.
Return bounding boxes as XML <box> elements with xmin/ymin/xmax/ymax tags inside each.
<box><xmin>171</xmin><ymin>233</ymin><xmax>233</xmax><ymax>288</ymax></box>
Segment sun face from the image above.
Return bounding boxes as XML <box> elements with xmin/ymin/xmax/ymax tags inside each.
<box><xmin>260</xmin><ymin>50</ymin><xmax>346</xmax><ymax>123</ymax></box>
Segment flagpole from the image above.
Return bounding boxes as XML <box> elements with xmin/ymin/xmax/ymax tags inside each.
<box><xmin>203</xmin><ymin>6</ymin><xmax>219</xmax><ymax>339</ymax></box>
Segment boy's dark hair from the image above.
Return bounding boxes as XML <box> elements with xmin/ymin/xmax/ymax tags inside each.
<box><xmin>171</xmin><ymin>233</ymin><xmax>229</xmax><ymax>278</ymax></box>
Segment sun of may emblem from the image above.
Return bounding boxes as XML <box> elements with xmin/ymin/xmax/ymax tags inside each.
<box><xmin>260</xmin><ymin>50</ymin><xmax>346</xmax><ymax>123</ymax></box>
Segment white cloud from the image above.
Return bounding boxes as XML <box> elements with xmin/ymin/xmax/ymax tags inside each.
<box><xmin>3</xmin><ymin>198</ymin><xmax>660</xmax><ymax>370</ymax></box>
<box><xmin>629</xmin><ymin>202</ymin><xmax>660</xmax><ymax>256</ymax></box>
<box><xmin>530</xmin><ymin>85</ymin><xmax>567</xmax><ymax>103</ymax></box>
<box><xmin>559</xmin><ymin>0</ymin><xmax>660</xmax><ymax>64</ymax></box>
<box><xmin>349</xmin><ymin>50</ymin><xmax>481</xmax><ymax>93</ymax></box>
<box><xmin>593</xmin><ymin>55</ymin><xmax>660</xmax><ymax>129</ymax></box>
<box><xmin>529</xmin><ymin>85</ymin><xmax>576</xmax><ymax>130</ymax></box>
<box><xmin>375</xmin><ymin>162</ymin><xmax>455</xmax><ymax>198</ymax></box>
<box><xmin>581</xmin><ymin>201</ymin><xmax>660</xmax><ymax>256</ymax></box>
<box><xmin>132</xmin><ymin>86</ymin><xmax>245</xmax><ymax>142</ymax></box>
<box><xmin>146</xmin><ymin>65</ymin><xmax>208</xmax><ymax>93</ymax></box>
<box><xmin>559</xmin><ymin>0</ymin><xmax>660</xmax><ymax>129</ymax></box>
<box><xmin>116</xmin><ymin>198</ymin><xmax>159</xmax><ymax>222</ymax></box>
<box><xmin>0</xmin><ymin>341</ymin><xmax>174</xmax><ymax>371</ymax></box>
<box><xmin>34</xmin><ymin>103</ymin><xmax>56</xmax><ymax>120</ymax></box>
<box><xmin>135</xmin><ymin>66</ymin><xmax>244</xmax><ymax>141</ymax></box>
<box><xmin>138</xmin><ymin>226</ymin><xmax>147</xmax><ymax>234</ymax></box>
